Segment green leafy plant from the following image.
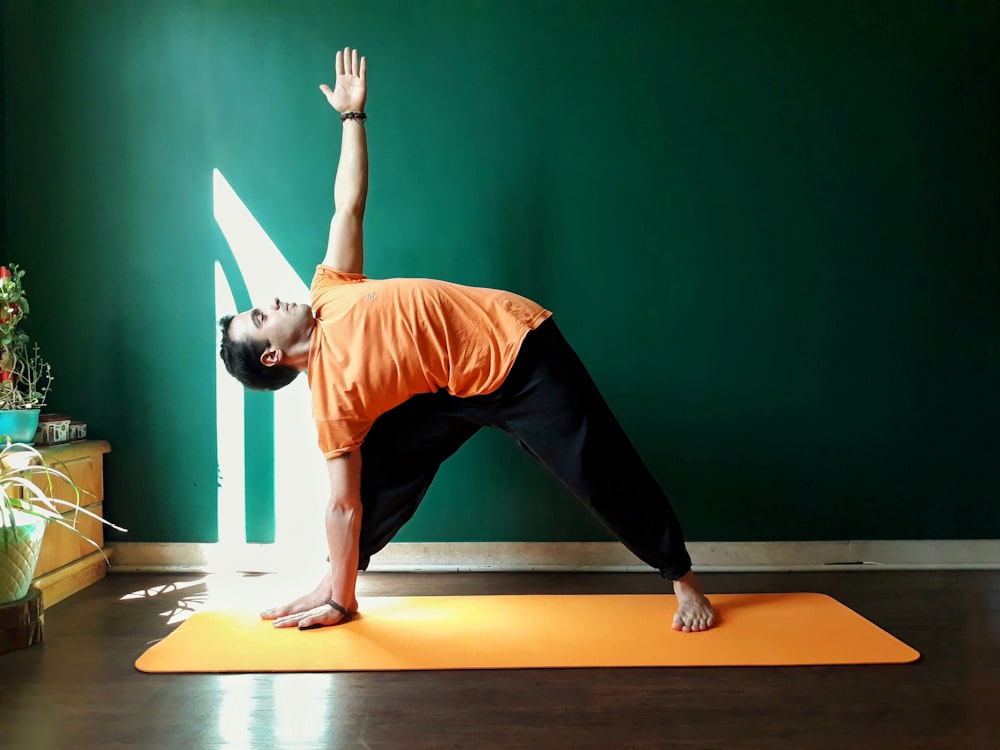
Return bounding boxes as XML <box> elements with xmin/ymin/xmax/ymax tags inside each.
<box><xmin>0</xmin><ymin>264</ymin><xmax>52</xmax><ymax>410</ymax></box>
<box><xmin>0</xmin><ymin>439</ymin><xmax>125</xmax><ymax>554</ymax></box>
<box><xmin>0</xmin><ymin>263</ymin><xmax>30</xmax><ymax>350</ymax></box>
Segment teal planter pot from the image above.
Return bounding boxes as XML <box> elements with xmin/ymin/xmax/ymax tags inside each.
<box><xmin>0</xmin><ymin>409</ymin><xmax>41</xmax><ymax>444</ymax></box>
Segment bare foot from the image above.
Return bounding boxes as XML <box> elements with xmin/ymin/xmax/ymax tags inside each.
<box><xmin>671</xmin><ymin>570</ymin><xmax>715</xmax><ymax>632</ymax></box>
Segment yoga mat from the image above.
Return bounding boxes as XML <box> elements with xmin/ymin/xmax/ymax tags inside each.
<box><xmin>134</xmin><ymin>593</ymin><xmax>919</xmax><ymax>673</ymax></box>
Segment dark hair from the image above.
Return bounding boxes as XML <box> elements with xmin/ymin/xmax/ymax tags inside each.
<box><xmin>218</xmin><ymin>315</ymin><xmax>300</xmax><ymax>391</ymax></box>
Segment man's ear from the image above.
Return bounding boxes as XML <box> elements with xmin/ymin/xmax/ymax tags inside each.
<box><xmin>260</xmin><ymin>347</ymin><xmax>283</xmax><ymax>367</ymax></box>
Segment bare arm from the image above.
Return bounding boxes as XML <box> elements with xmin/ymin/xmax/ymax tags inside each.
<box><xmin>265</xmin><ymin>451</ymin><xmax>363</xmax><ymax>629</ymax></box>
<box><xmin>323</xmin><ymin>451</ymin><xmax>362</xmax><ymax>613</ymax></box>
<box><xmin>320</xmin><ymin>47</ymin><xmax>368</xmax><ymax>274</ymax></box>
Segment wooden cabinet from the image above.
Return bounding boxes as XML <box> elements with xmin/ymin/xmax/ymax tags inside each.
<box><xmin>32</xmin><ymin>440</ymin><xmax>112</xmax><ymax>608</ymax></box>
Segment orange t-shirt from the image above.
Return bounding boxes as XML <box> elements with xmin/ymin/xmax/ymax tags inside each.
<box><xmin>308</xmin><ymin>266</ymin><xmax>552</xmax><ymax>458</ymax></box>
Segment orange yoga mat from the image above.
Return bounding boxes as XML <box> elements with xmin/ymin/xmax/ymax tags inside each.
<box><xmin>134</xmin><ymin>593</ymin><xmax>919</xmax><ymax>673</ymax></box>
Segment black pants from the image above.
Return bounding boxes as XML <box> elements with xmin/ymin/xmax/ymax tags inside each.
<box><xmin>357</xmin><ymin>318</ymin><xmax>693</xmax><ymax>580</ymax></box>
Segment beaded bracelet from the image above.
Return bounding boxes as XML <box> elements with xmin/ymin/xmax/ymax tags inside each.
<box><xmin>327</xmin><ymin>599</ymin><xmax>354</xmax><ymax>621</ymax></box>
<box><xmin>339</xmin><ymin>111</ymin><xmax>367</xmax><ymax>123</ymax></box>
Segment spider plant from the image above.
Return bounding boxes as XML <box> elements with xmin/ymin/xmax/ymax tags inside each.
<box><xmin>0</xmin><ymin>438</ymin><xmax>125</xmax><ymax>553</ymax></box>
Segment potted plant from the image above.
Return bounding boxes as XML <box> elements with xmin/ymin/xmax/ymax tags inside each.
<box><xmin>0</xmin><ymin>264</ymin><xmax>53</xmax><ymax>442</ymax></box>
<box><xmin>0</xmin><ymin>438</ymin><xmax>124</xmax><ymax>605</ymax></box>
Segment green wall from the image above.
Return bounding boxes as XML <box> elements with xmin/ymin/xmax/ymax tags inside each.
<box><xmin>3</xmin><ymin>0</ymin><xmax>998</xmax><ymax>545</ymax></box>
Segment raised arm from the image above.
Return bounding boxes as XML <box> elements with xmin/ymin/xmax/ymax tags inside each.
<box><xmin>320</xmin><ymin>47</ymin><xmax>368</xmax><ymax>274</ymax></box>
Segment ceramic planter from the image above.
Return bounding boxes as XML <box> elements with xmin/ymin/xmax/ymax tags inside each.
<box><xmin>0</xmin><ymin>511</ymin><xmax>47</xmax><ymax>604</ymax></box>
<box><xmin>0</xmin><ymin>408</ymin><xmax>41</xmax><ymax>444</ymax></box>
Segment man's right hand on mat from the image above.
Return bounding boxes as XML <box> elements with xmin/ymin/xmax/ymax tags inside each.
<box><xmin>261</xmin><ymin>571</ymin><xmax>358</xmax><ymax>629</ymax></box>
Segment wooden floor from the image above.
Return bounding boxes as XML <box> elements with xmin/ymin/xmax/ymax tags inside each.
<box><xmin>2</xmin><ymin>568</ymin><xmax>998</xmax><ymax>749</ymax></box>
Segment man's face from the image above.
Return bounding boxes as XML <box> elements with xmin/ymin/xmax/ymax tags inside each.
<box><xmin>228</xmin><ymin>298</ymin><xmax>315</xmax><ymax>365</ymax></box>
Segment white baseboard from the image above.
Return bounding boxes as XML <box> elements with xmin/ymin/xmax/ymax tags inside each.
<box><xmin>107</xmin><ymin>539</ymin><xmax>1000</xmax><ymax>574</ymax></box>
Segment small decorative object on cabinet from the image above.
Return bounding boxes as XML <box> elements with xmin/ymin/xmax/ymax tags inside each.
<box><xmin>34</xmin><ymin>413</ymin><xmax>71</xmax><ymax>446</ymax></box>
<box><xmin>69</xmin><ymin>421</ymin><xmax>87</xmax><ymax>442</ymax></box>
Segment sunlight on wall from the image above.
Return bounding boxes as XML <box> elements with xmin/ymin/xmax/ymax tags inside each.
<box><xmin>214</xmin><ymin>262</ymin><xmax>246</xmax><ymax>548</ymax></box>
<box><xmin>213</xmin><ymin>169</ymin><xmax>327</xmax><ymax>569</ymax></box>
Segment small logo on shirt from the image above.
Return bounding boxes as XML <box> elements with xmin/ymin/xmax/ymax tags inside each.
<box><xmin>365</xmin><ymin>292</ymin><xmax>377</xmax><ymax>302</ymax></box>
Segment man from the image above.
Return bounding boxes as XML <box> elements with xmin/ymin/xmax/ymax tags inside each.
<box><xmin>220</xmin><ymin>47</ymin><xmax>715</xmax><ymax>632</ymax></box>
